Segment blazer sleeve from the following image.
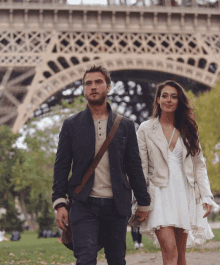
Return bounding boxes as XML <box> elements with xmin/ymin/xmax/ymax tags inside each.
<box><xmin>124</xmin><ymin>121</ymin><xmax>151</xmax><ymax>208</ymax></box>
<box><xmin>52</xmin><ymin>119</ymin><xmax>73</xmax><ymax>209</ymax></box>
<box><xmin>191</xmin><ymin>145</ymin><xmax>213</xmax><ymax>199</ymax></box>
<box><xmin>136</xmin><ymin>126</ymin><xmax>150</xmax><ymax>184</ymax></box>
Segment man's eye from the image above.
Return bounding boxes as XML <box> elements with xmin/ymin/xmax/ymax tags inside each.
<box><xmin>96</xmin><ymin>80</ymin><xmax>102</xmax><ymax>84</ymax></box>
<box><xmin>86</xmin><ymin>82</ymin><xmax>91</xmax><ymax>86</ymax></box>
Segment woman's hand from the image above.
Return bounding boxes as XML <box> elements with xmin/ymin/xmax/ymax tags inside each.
<box><xmin>203</xmin><ymin>203</ymin><xmax>212</xmax><ymax>218</ymax></box>
<box><xmin>135</xmin><ymin>210</ymin><xmax>150</xmax><ymax>223</ymax></box>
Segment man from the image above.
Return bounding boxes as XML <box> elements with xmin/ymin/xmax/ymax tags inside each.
<box><xmin>52</xmin><ymin>65</ymin><xmax>151</xmax><ymax>265</ymax></box>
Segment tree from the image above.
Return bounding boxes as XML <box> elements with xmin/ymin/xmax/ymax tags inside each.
<box><xmin>11</xmin><ymin>139</ymin><xmax>54</xmax><ymax>230</ymax></box>
<box><xmin>188</xmin><ymin>80</ymin><xmax>220</xmax><ymax>193</ymax></box>
<box><xmin>0</xmin><ymin>193</ymin><xmax>24</xmax><ymax>233</ymax></box>
<box><xmin>0</xmin><ymin>125</ymin><xmax>24</xmax><ymax>232</ymax></box>
<box><xmin>36</xmin><ymin>200</ymin><xmax>57</xmax><ymax>232</ymax></box>
<box><xmin>0</xmin><ymin>125</ymin><xmax>20</xmax><ymax>204</ymax></box>
<box><xmin>8</xmin><ymin>96</ymin><xmax>86</xmax><ymax>230</ymax></box>
<box><xmin>0</xmin><ymin>96</ymin><xmax>86</xmax><ymax>231</ymax></box>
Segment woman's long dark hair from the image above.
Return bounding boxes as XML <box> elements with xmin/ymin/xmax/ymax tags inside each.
<box><xmin>152</xmin><ymin>80</ymin><xmax>200</xmax><ymax>157</ymax></box>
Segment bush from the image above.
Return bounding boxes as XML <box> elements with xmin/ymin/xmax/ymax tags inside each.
<box><xmin>0</xmin><ymin>198</ymin><xmax>24</xmax><ymax>233</ymax></box>
<box><xmin>36</xmin><ymin>200</ymin><xmax>56</xmax><ymax>232</ymax></box>
<box><xmin>210</xmin><ymin>210</ymin><xmax>220</xmax><ymax>222</ymax></box>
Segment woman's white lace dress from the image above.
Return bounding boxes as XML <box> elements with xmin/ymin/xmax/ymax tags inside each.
<box><xmin>140</xmin><ymin>136</ymin><xmax>218</xmax><ymax>248</ymax></box>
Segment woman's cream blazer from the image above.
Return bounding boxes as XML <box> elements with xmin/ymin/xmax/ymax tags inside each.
<box><xmin>137</xmin><ymin>117</ymin><xmax>213</xmax><ymax>200</ymax></box>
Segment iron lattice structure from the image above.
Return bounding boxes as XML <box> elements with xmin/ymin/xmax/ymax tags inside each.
<box><xmin>0</xmin><ymin>3</ymin><xmax>220</xmax><ymax>132</ymax></box>
<box><xmin>107</xmin><ymin>0</ymin><xmax>220</xmax><ymax>7</ymax></box>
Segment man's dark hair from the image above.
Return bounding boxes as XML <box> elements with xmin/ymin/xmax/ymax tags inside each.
<box><xmin>82</xmin><ymin>65</ymin><xmax>111</xmax><ymax>86</ymax></box>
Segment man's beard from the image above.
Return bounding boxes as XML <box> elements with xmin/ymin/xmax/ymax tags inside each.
<box><xmin>86</xmin><ymin>92</ymin><xmax>107</xmax><ymax>106</ymax></box>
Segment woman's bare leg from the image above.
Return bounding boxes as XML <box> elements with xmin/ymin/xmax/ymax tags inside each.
<box><xmin>155</xmin><ymin>226</ymin><xmax>178</xmax><ymax>265</ymax></box>
<box><xmin>174</xmin><ymin>228</ymin><xmax>188</xmax><ymax>265</ymax></box>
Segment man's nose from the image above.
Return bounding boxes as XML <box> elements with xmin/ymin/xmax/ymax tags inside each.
<box><xmin>91</xmin><ymin>82</ymin><xmax>97</xmax><ymax>88</ymax></box>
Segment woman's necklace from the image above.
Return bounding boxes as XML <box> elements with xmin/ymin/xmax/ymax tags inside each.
<box><xmin>160</xmin><ymin>122</ymin><xmax>174</xmax><ymax>133</ymax></box>
<box><xmin>160</xmin><ymin>122</ymin><xmax>176</xmax><ymax>145</ymax></box>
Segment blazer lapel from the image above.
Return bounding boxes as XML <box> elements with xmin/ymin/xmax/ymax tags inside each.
<box><xmin>84</xmin><ymin>104</ymin><xmax>96</xmax><ymax>156</ymax></box>
<box><xmin>147</xmin><ymin>118</ymin><xmax>168</xmax><ymax>163</ymax></box>
<box><xmin>106</xmin><ymin>102</ymin><xmax>114</xmax><ymax>135</ymax></box>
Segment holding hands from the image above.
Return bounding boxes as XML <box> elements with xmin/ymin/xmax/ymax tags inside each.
<box><xmin>134</xmin><ymin>210</ymin><xmax>150</xmax><ymax>223</ymax></box>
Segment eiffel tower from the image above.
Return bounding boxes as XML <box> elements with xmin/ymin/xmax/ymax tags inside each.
<box><xmin>0</xmin><ymin>0</ymin><xmax>219</xmax><ymax>132</ymax></box>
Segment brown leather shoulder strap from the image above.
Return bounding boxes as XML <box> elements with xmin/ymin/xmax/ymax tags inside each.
<box><xmin>74</xmin><ymin>114</ymin><xmax>123</xmax><ymax>196</ymax></box>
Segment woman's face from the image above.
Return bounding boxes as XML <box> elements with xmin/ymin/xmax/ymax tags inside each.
<box><xmin>157</xmin><ymin>85</ymin><xmax>178</xmax><ymax>114</ymax></box>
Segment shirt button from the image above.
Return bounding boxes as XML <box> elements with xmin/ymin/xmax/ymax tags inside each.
<box><xmin>99</xmin><ymin>134</ymin><xmax>101</xmax><ymax>136</ymax></box>
<box><xmin>99</xmin><ymin>128</ymin><xmax>101</xmax><ymax>130</ymax></box>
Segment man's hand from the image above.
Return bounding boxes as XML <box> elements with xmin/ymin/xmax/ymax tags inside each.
<box><xmin>135</xmin><ymin>210</ymin><xmax>150</xmax><ymax>223</ymax></box>
<box><xmin>56</xmin><ymin>207</ymin><xmax>69</xmax><ymax>231</ymax></box>
<box><xmin>203</xmin><ymin>203</ymin><xmax>212</xmax><ymax>218</ymax></box>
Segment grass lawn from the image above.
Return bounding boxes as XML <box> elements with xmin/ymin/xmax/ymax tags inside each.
<box><xmin>0</xmin><ymin>229</ymin><xmax>219</xmax><ymax>265</ymax></box>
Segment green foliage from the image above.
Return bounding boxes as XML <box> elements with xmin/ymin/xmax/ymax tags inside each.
<box><xmin>0</xmin><ymin>95</ymin><xmax>89</xmax><ymax>232</ymax></box>
<box><xmin>9</xmin><ymin>130</ymin><xmax>56</xmax><ymax>231</ymax></box>
<box><xmin>0</xmin><ymin>125</ymin><xmax>20</xmax><ymax>204</ymax></box>
<box><xmin>11</xmin><ymin>148</ymin><xmax>53</xmax><ymax>201</ymax></box>
<box><xmin>61</xmin><ymin>95</ymin><xmax>87</xmax><ymax>112</ymax></box>
<box><xmin>1</xmin><ymin>230</ymin><xmax>220</xmax><ymax>264</ymax></box>
<box><xmin>210</xmin><ymin>210</ymin><xmax>220</xmax><ymax>222</ymax></box>
<box><xmin>187</xmin><ymin>80</ymin><xmax>220</xmax><ymax>192</ymax></box>
<box><xmin>36</xmin><ymin>200</ymin><xmax>56</xmax><ymax>232</ymax></box>
<box><xmin>0</xmin><ymin>126</ymin><xmax>23</xmax><ymax>232</ymax></box>
<box><xmin>0</xmin><ymin>194</ymin><xmax>24</xmax><ymax>233</ymax></box>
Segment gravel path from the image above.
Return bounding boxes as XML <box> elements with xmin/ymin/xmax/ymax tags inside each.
<box><xmin>65</xmin><ymin>242</ymin><xmax>220</xmax><ymax>265</ymax></box>
<box><xmin>97</xmin><ymin>241</ymin><xmax>220</xmax><ymax>265</ymax></box>
<box><xmin>98</xmin><ymin>251</ymin><xmax>220</xmax><ymax>265</ymax></box>
<box><xmin>65</xmin><ymin>223</ymin><xmax>220</xmax><ymax>265</ymax></box>
<box><xmin>209</xmin><ymin>222</ymin><xmax>220</xmax><ymax>229</ymax></box>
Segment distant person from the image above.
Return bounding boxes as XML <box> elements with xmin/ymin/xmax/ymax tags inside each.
<box><xmin>24</xmin><ymin>221</ymin><xmax>29</xmax><ymax>231</ymax></box>
<box><xmin>131</xmin><ymin>226</ymin><xmax>144</xmax><ymax>249</ymax></box>
<box><xmin>10</xmin><ymin>230</ymin><xmax>21</xmax><ymax>241</ymax></box>
<box><xmin>46</xmin><ymin>229</ymin><xmax>54</xmax><ymax>238</ymax></box>
<box><xmin>53</xmin><ymin>229</ymin><xmax>62</xmax><ymax>238</ymax></box>
<box><xmin>0</xmin><ymin>227</ymin><xmax>9</xmax><ymax>242</ymax></box>
<box><xmin>42</xmin><ymin>229</ymin><xmax>49</xmax><ymax>238</ymax></box>
<box><xmin>52</xmin><ymin>65</ymin><xmax>151</xmax><ymax>265</ymax></box>
<box><xmin>137</xmin><ymin>80</ymin><xmax>219</xmax><ymax>265</ymax></box>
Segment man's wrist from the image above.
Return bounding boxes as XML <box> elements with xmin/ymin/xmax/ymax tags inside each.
<box><xmin>137</xmin><ymin>205</ymin><xmax>151</xmax><ymax>212</ymax></box>
<box><xmin>55</xmin><ymin>203</ymin><xmax>66</xmax><ymax>210</ymax></box>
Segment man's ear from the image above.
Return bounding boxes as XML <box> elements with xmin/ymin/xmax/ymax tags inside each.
<box><xmin>107</xmin><ymin>84</ymin><xmax>111</xmax><ymax>93</ymax></box>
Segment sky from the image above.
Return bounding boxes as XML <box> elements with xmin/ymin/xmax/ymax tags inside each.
<box><xmin>67</xmin><ymin>0</ymin><xmax>215</xmax><ymax>5</ymax></box>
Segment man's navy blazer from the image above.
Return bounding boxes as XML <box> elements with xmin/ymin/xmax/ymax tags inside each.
<box><xmin>52</xmin><ymin>103</ymin><xmax>151</xmax><ymax>217</ymax></box>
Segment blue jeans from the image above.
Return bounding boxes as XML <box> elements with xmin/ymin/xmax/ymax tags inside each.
<box><xmin>69</xmin><ymin>197</ymin><xmax>127</xmax><ymax>265</ymax></box>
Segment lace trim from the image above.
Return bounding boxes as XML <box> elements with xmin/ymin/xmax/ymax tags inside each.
<box><xmin>140</xmin><ymin>181</ymin><xmax>215</xmax><ymax>248</ymax></box>
<box><xmin>139</xmin><ymin>173</ymin><xmax>217</xmax><ymax>248</ymax></box>
<box><xmin>187</xmin><ymin>181</ymin><xmax>195</xmax><ymax>223</ymax></box>
<box><xmin>202</xmin><ymin>196</ymin><xmax>220</xmax><ymax>211</ymax></box>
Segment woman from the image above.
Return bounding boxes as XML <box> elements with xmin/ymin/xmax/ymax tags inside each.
<box><xmin>137</xmin><ymin>80</ymin><xmax>219</xmax><ymax>265</ymax></box>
